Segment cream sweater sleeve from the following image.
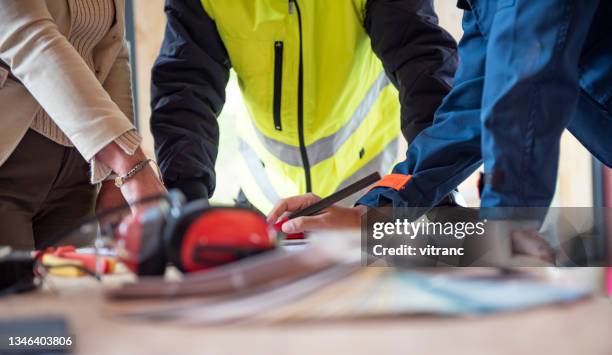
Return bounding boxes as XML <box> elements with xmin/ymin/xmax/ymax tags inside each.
<box><xmin>91</xmin><ymin>39</ymin><xmax>142</xmax><ymax>184</ymax></box>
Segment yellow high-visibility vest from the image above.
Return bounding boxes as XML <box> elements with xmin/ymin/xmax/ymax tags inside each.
<box><xmin>200</xmin><ymin>0</ymin><xmax>400</xmax><ymax>213</ymax></box>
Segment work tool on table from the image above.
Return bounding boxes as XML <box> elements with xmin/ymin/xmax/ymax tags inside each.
<box><xmin>40</xmin><ymin>246</ymin><xmax>116</xmax><ymax>278</ymax></box>
<box><xmin>274</xmin><ymin>172</ymin><xmax>381</xmax><ymax>239</ymax></box>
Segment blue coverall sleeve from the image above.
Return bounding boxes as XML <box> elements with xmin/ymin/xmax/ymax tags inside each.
<box><xmin>359</xmin><ymin>0</ymin><xmax>461</xmax><ymax>208</ymax></box>
<box><xmin>358</xmin><ymin>6</ymin><xmax>484</xmax><ymax>208</ymax></box>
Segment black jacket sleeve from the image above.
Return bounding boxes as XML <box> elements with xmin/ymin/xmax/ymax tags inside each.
<box><xmin>150</xmin><ymin>0</ymin><xmax>230</xmax><ymax>201</ymax></box>
<box><xmin>365</xmin><ymin>0</ymin><xmax>458</xmax><ymax>143</ymax></box>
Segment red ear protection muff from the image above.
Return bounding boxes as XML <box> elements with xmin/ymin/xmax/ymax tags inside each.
<box><xmin>116</xmin><ymin>196</ymin><xmax>276</xmax><ymax>276</ymax></box>
<box><xmin>163</xmin><ymin>205</ymin><xmax>276</xmax><ymax>273</ymax></box>
<box><xmin>115</xmin><ymin>204</ymin><xmax>169</xmax><ymax>276</ymax></box>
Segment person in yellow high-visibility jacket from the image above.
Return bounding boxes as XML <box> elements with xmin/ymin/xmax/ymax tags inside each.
<box><xmin>151</xmin><ymin>0</ymin><xmax>458</xmax><ymax>213</ymax></box>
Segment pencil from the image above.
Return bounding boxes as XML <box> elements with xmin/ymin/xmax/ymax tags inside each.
<box><xmin>288</xmin><ymin>172</ymin><xmax>381</xmax><ymax>220</ymax></box>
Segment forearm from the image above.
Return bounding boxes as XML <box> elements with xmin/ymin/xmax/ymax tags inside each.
<box><xmin>96</xmin><ymin>141</ymin><xmax>148</xmax><ymax>176</ymax></box>
<box><xmin>95</xmin><ymin>142</ymin><xmax>165</xmax><ymax>207</ymax></box>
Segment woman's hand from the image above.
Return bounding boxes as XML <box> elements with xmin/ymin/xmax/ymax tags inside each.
<box><xmin>267</xmin><ymin>193</ymin><xmax>366</xmax><ymax>234</ymax></box>
<box><xmin>96</xmin><ymin>181</ymin><xmax>126</xmax><ymax>215</ymax></box>
<box><xmin>95</xmin><ymin>180</ymin><xmax>130</xmax><ymax>227</ymax></box>
<box><xmin>95</xmin><ymin>143</ymin><xmax>167</xmax><ymax>214</ymax></box>
<box><xmin>118</xmin><ymin>164</ymin><xmax>167</xmax><ymax>209</ymax></box>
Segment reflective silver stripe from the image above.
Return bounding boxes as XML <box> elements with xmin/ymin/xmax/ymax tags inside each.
<box><xmin>251</xmin><ymin>72</ymin><xmax>391</xmax><ymax>167</ymax></box>
<box><xmin>238</xmin><ymin>136</ymin><xmax>399</xmax><ymax>207</ymax></box>
<box><xmin>237</xmin><ymin>138</ymin><xmax>281</xmax><ymax>205</ymax></box>
<box><xmin>333</xmin><ymin>138</ymin><xmax>399</xmax><ymax>208</ymax></box>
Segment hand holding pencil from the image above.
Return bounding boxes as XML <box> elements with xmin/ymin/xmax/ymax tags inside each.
<box><xmin>267</xmin><ymin>172</ymin><xmax>379</xmax><ymax>234</ymax></box>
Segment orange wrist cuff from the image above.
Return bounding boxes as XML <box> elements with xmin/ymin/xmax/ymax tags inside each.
<box><xmin>370</xmin><ymin>174</ymin><xmax>412</xmax><ymax>191</ymax></box>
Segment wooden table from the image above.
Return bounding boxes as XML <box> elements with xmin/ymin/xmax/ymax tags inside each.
<box><xmin>1</xmin><ymin>271</ymin><xmax>611</xmax><ymax>355</ymax></box>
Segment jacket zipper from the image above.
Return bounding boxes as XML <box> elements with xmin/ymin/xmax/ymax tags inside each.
<box><xmin>293</xmin><ymin>0</ymin><xmax>312</xmax><ymax>192</ymax></box>
<box><xmin>273</xmin><ymin>41</ymin><xmax>283</xmax><ymax>131</ymax></box>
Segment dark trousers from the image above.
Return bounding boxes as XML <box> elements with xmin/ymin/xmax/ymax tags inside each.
<box><xmin>0</xmin><ymin>130</ymin><xmax>96</xmax><ymax>250</ymax></box>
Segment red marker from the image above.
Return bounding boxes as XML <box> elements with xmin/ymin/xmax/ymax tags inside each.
<box><xmin>273</xmin><ymin>219</ymin><xmax>305</xmax><ymax>240</ymax></box>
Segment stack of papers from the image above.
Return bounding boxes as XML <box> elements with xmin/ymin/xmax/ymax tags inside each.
<box><xmin>103</xmin><ymin>240</ymin><xmax>590</xmax><ymax>325</ymax></box>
